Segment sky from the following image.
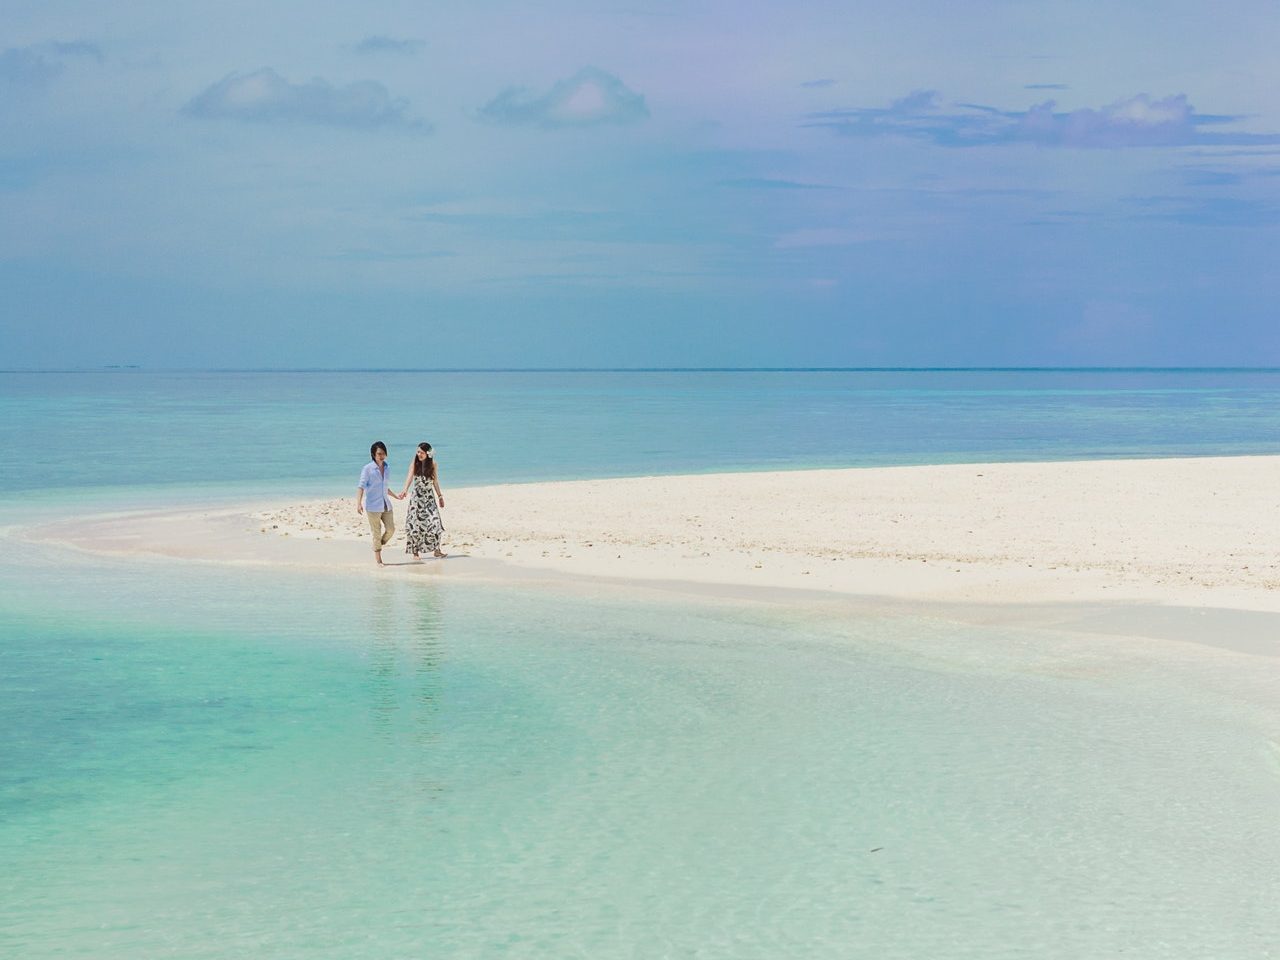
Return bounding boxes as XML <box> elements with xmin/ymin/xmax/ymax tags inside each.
<box><xmin>2</xmin><ymin>0</ymin><xmax>1279</xmax><ymax>368</ymax></box>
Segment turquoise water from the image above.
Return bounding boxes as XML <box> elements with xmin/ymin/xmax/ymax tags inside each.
<box><xmin>5</xmin><ymin>369</ymin><xmax>1280</xmax><ymax>506</ymax></box>
<box><xmin>3</xmin><ymin>370</ymin><xmax>1280</xmax><ymax>957</ymax></box>
<box><xmin>4</xmin><ymin>553</ymin><xmax>1278</xmax><ymax>958</ymax></box>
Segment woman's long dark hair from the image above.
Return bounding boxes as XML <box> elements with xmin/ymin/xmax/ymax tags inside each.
<box><xmin>412</xmin><ymin>442</ymin><xmax>437</xmax><ymax>480</ymax></box>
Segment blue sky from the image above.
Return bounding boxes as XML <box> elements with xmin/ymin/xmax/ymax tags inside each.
<box><xmin>2</xmin><ymin>0</ymin><xmax>1278</xmax><ymax>368</ymax></box>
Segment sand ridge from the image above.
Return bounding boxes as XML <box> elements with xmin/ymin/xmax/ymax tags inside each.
<box><xmin>26</xmin><ymin>456</ymin><xmax>1280</xmax><ymax>613</ymax></box>
<box><xmin>234</xmin><ymin>456</ymin><xmax>1280</xmax><ymax>610</ymax></box>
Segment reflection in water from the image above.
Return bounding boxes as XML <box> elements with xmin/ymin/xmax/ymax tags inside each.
<box><xmin>366</xmin><ymin>580</ymin><xmax>447</xmax><ymax>800</ymax></box>
<box><xmin>367</xmin><ymin>580</ymin><xmax>446</xmax><ymax>741</ymax></box>
<box><xmin>410</xmin><ymin>590</ymin><xmax>446</xmax><ymax>747</ymax></box>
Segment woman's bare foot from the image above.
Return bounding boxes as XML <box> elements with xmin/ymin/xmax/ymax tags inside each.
<box><xmin>433</xmin><ymin>549</ymin><xmax>448</xmax><ymax>558</ymax></box>
<box><xmin>411</xmin><ymin>553</ymin><xmax>421</xmax><ymax>561</ymax></box>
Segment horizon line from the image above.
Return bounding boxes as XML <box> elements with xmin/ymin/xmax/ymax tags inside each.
<box><xmin>5</xmin><ymin>366</ymin><xmax>1280</xmax><ymax>375</ymax></box>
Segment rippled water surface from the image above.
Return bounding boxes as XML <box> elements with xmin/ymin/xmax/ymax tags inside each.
<box><xmin>2</xmin><ymin>552</ymin><xmax>1278</xmax><ymax>958</ymax></box>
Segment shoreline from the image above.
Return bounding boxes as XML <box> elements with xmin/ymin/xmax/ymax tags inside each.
<box><xmin>22</xmin><ymin>456</ymin><xmax>1280</xmax><ymax>643</ymax></box>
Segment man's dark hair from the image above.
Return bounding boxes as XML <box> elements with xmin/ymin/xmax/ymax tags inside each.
<box><xmin>370</xmin><ymin>441</ymin><xmax>387</xmax><ymax>460</ymax></box>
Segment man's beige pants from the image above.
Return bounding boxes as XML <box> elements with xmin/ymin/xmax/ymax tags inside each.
<box><xmin>367</xmin><ymin>509</ymin><xmax>395</xmax><ymax>552</ymax></box>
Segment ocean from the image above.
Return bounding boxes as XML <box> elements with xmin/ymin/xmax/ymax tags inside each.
<box><xmin>4</xmin><ymin>368</ymin><xmax>1280</xmax><ymax>506</ymax></box>
<box><xmin>3</xmin><ymin>369</ymin><xmax>1279</xmax><ymax>958</ymax></box>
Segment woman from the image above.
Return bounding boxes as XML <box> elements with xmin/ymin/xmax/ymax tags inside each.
<box><xmin>399</xmin><ymin>441</ymin><xmax>447</xmax><ymax>559</ymax></box>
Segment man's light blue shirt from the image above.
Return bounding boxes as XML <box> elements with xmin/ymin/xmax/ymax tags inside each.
<box><xmin>359</xmin><ymin>460</ymin><xmax>392</xmax><ymax>512</ymax></box>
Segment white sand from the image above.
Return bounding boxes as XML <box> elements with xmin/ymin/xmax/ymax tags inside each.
<box><xmin>36</xmin><ymin>456</ymin><xmax>1280</xmax><ymax>614</ymax></box>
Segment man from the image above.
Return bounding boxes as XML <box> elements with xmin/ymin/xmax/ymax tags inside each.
<box><xmin>356</xmin><ymin>441</ymin><xmax>403</xmax><ymax>565</ymax></box>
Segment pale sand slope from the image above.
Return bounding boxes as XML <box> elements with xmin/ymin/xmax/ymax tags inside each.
<box><xmin>42</xmin><ymin>455</ymin><xmax>1279</xmax><ymax>613</ymax></box>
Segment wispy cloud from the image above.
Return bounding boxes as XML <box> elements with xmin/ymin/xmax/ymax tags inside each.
<box><xmin>1126</xmin><ymin>195</ymin><xmax>1279</xmax><ymax>227</ymax></box>
<box><xmin>1180</xmin><ymin>164</ymin><xmax>1280</xmax><ymax>188</ymax></box>
<box><xmin>323</xmin><ymin>248</ymin><xmax>455</xmax><ymax>262</ymax></box>
<box><xmin>1182</xmin><ymin>170</ymin><xmax>1244</xmax><ymax>187</ymax></box>
<box><xmin>1059</xmin><ymin>301</ymin><xmax>1156</xmax><ymax>355</ymax></box>
<box><xmin>773</xmin><ymin>228</ymin><xmax>872</xmax><ymax>248</ymax></box>
<box><xmin>808</xmin><ymin>90</ymin><xmax>1280</xmax><ymax>148</ymax></box>
<box><xmin>479</xmin><ymin>67</ymin><xmax>648</xmax><ymax>128</ymax></box>
<box><xmin>184</xmin><ymin>68</ymin><xmax>424</xmax><ymax>129</ymax></box>
<box><xmin>1024</xmin><ymin>83</ymin><xmax>1067</xmax><ymax>91</ymax></box>
<box><xmin>351</xmin><ymin>35</ymin><xmax>422</xmax><ymax>56</ymax></box>
<box><xmin>49</xmin><ymin>41</ymin><xmax>103</xmax><ymax>62</ymax></box>
<box><xmin>0</xmin><ymin>41</ymin><xmax>102</xmax><ymax>85</ymax></box>
<box><xmin>802</xmin><ymin>78</ymin><xmax>836</xmax><ymax>89</ymax></box>
<box><xmin>404</xmin><ymin>207</ymin><xmax>631</xmax><ymax>243</ymax></box>
<box><xmin>718</xmin><ymin>178</ymin><xmax>832</xmax><ymax>190</ymax></box>
<box><xmin>0</xmin><ymin>48</ymin><xmax>60</xmax><ymax>85</ymax></box>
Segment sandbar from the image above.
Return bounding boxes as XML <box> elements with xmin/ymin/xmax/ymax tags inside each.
<box><xmin>30</xmin><ymin>456</ymin><xmax>1280</xmax><ymax>620</ymax></box>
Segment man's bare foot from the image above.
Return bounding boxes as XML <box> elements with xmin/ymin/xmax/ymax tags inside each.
<box><xmin>433</xmin><ymin>549</ymin><xmax>448</xmax><ymax>558</ymax></box>
<box><xmin>374</xmin><ymin>551</ymin><xmax>384</xmax><ymax>566</ymax></box>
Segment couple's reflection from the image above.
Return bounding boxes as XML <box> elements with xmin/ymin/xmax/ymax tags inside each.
<box><xmin>367</xmin><ymin>579</ymin><xmax>446</xmax><ymax>753</ymax></box>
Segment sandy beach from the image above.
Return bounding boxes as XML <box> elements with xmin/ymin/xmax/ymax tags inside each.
<box><xmin>34</xmin><ymin>455</ymin><xmax>1280</xmax><ymax>618</ymax></box>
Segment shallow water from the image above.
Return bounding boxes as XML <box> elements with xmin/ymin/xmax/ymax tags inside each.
<box><xmin>3</xmin><ymin>552</ymin><xmax>1278</xmax><ymax>958</ymax></box>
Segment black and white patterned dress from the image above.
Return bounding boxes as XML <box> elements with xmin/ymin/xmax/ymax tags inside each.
<box><xmin>404</xmin><ymin>474</ymin><xmax>444</xmax><ymax>555</ymax></box>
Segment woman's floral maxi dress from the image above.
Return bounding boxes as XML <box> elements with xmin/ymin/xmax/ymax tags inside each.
<box><xmin>404</xmin><ymin>474</ymin><xmax>444</xmax><ymax>555</ymax></box>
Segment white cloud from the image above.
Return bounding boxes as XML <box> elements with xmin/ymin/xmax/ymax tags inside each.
<box><xmin>809</xmin><ymin>90</ymin><xmax>1280</xmax><ymax>148</ymax></box>
<box><xmin>1018</xmin><ymin>94</ymin><xmax>1195</xmax><ymax>147</ymax></box>
<box><xmin>479</xmin><ymin>67</ymin><xmax>648</xmax><ymax>129</ymax></box>
<box><xmin>184</xmin><ymin>68</ymin><xmax>424</xmax><ymax>129</ymax></box>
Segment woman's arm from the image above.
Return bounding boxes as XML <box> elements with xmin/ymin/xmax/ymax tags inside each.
<box><xmin>399</xmin><ymin>462</ymin><xmax>415</xmax><ymax>498</ymax></box>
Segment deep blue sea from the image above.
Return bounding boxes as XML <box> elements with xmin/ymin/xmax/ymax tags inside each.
<box><xmin>3</xmin><ymin>370</ymin><xmax>1280</xmax><ymax>958</ymax></box>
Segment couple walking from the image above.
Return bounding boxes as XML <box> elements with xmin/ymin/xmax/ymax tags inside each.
<box><xmin>356</xmin><ymin>441</ymin><xmax>446</xmax><ymax>566</ymax></box>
